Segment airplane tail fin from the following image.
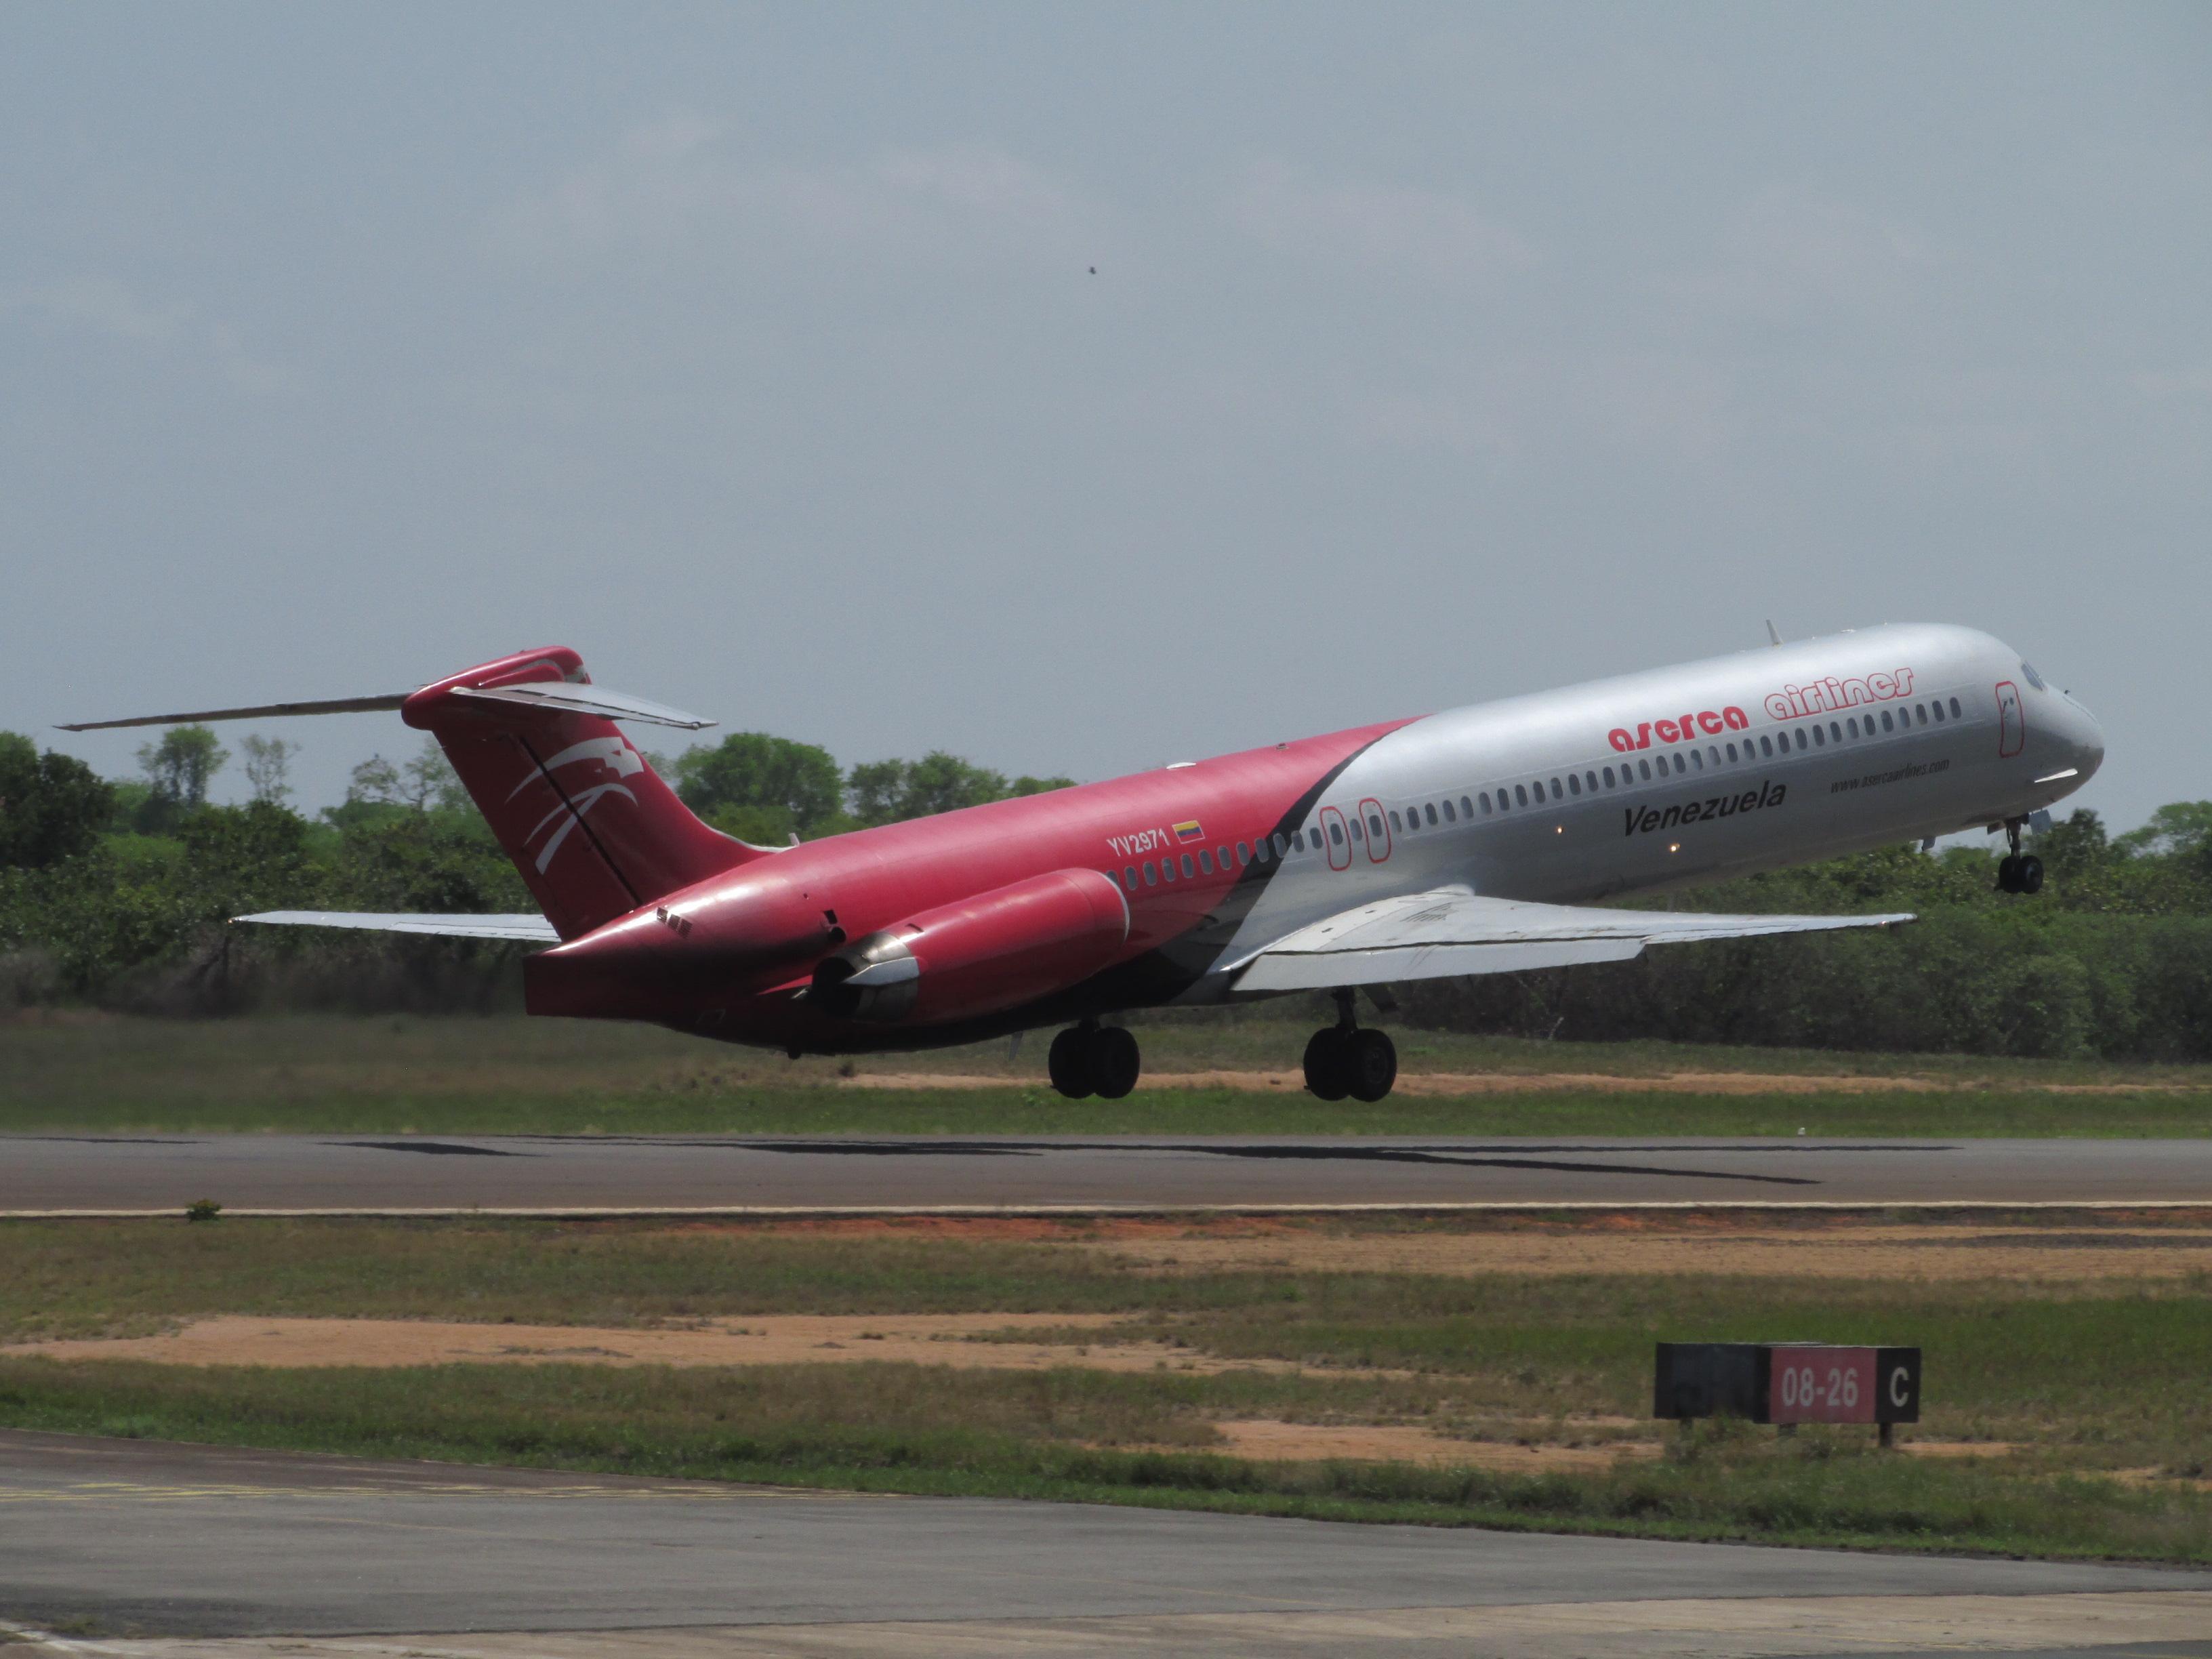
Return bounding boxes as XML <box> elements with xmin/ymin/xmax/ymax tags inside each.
<box><xmin>403</xmin><ymin>647</ymin><xmax>767</xmax><ymax>940</ymax></box>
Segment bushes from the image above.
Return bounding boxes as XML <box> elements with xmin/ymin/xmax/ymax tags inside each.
<box><xmin>1399</xmin><ymin>908</ymin><xmax>2212</xmax><ymax>1060</ymax></box>
<box><xmin>0</xmin><ymin>801</ymin><xmax>530</xmax><ymax>1011</ymax></box>
<box><xmin>1391</xmin><ymin>817</ymin><xmax>2212</xmax><ymax>1059</ymax></box>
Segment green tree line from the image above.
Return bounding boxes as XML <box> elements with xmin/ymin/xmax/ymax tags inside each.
<box><xmin>0</xmin><ymin>727</ymin><xmax>1071</xmax><ymax>1004</ymax></box>
<box><xmin>1399</xmin><ymin>809</ymin><xmax>2212</xmax><ymax>1061</ymax></box>
<box><xmin>7</xmin><ymin>721</ymin><xmax>2212</xmax><ymax>1057</ymax></box>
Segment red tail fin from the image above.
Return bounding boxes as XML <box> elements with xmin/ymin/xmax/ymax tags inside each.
<box><xmin>401</xmin><ymin>648</ymin><xmax>764</xmax><ymax>940</ymax></box>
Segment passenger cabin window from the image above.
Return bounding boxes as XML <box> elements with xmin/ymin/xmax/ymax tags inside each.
<box><xmin>1160</xmin><ymin>858</ymin><xmax>1174</xmax><ymax>882</ymax></box>
<box><xmin>1549</xmin><ymin>777</ymin><xmax>1563</xmax><ymax>798</ymax></box>
<box><xmin>1181</xmin><ymin>853</ymin><xmax>1197</xmax><ymax>878</ymax></box>
<box><xmin>1328</xmin><ymin>821</ymin><xmax>1345</xmax><ymax>846</ymax></box>
<box><xmin>1460</xmin><ymin>796</ymin><xmax>1473</xmax><ymax>818</ymax></box>
<box><xmin>1948</xmin><ymin>697</ymin><xmax>1961</xmax><ymax>718</ymax></box>
<box><xmin>1425</xmin><ymin>803</ymin><xmax>1438</xmax><ymax>825</ymax></box>
<box><xmin>1389</xmin><ymin>810</ymin><xmax>1402</xmax><ymax>832</ymax></box>
<box><xmin>1724</xmin><ymin>743</ymin><xmax>1737</xmax><ymax>763</ymax></box>
<box><xmin>1124</xmin><ymin>865</ymin><xmax>1138</xmax><ymax>889</ymax></box>
<box><xmin>1932</xmin><ymin>701</ymin><xmax>1945</xmax><ymax>722</ymax></box>
<box><xmin>1690</xmin><ymin>749</ymin><xmax>1704</xmax><ymax>769</ymax></box>
<box><xmin>1445</xmin><ymin>798</ymin><xmax>1459</xmax><ymax>821</ymax></box>
<box><xmin>1273</xmin><ymin>833</ymin><xmax>1287</xmax><ymax>857</ymax></box>
<box><xmin>1237</xmin><ymin>842</ymin><xmax>1251</xmax><ymax>866</ymax></box>
<box><xmin>1197</xmin><ymin>849</ymin><xmax>1214</xmax><ymax>874</ymax></box>
<box><xmin>1144</xmin><ymin>861</ymin><xmax>1158</xmax><ymax>884</ymax></box>
<box><xmin>1217</xmin><ymin>844</ymin><xmax>1231</xmax><ymax>867</ymax></box>
<box><xmin>1515</xmin><ymin>783</ymin><xmax>1529</xmax><ymax>807</ymax></box>
<box><xmin>1368</xmin><ymin>813</ymin><xmax>1385</xmax><ymax>838</ymax></box>
<box><xmin>1881</xmin><ymin>710</ymin><xmax>1895</xmax><ymax>732</ymax></box>
<box><xmin>1586</xmin><ymin>771</ymin><xmax>1598</xmax><ymax>792</ymax></box>
<box><xmin>1915</xmin><ymin>704</ymin><xmax>1927</xmax><ymax>724</ymax></box>
<box><xmin>1568</xmin><ymin>773</ymin><xmax>1582</xmax><ymax>796</ymax></box>
<box><xmin>1603</xmin><ymin>766</ymin><xmax>1616</xmax><ymax>787</ymax></box>
<box><xmin>1847</xmin><ymin>718</ymin><xmax>1859</xmax><ymax>738</ymax></box>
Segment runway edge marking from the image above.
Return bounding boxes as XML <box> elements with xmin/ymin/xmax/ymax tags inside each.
<box><xmin>4</xmin><ymin>1201</ymin><xmax>2209</xmax><ymax>1219</ymax></box>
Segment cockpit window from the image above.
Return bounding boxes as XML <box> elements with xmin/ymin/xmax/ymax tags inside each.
<box><xmin>2022</xmin><ymin>661</ymin><xmax>2047</xmax><ymax>691</ymax></box>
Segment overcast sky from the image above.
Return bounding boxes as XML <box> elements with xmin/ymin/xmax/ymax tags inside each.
<box><xmin>3</xmin><ymin>3</ymin><xmax>2206</xmax><ymax>833</ymax></box>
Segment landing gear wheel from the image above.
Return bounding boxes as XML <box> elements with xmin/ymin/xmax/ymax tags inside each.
<box><xmin>1343</xmin><ymin>1027</ymin><xmax>1398</xmax><ymax>1103</ymax></box>
<box><xmin>1048</xmin><ymin>1025</ymin><xmax>1141</xmax><ymax>1100</ymax></box>
<box><xmin>1090</xmin><ymin>1027</ymin><xmax>1141</xmax><ymax>1099</ymax></box>
<box><xmin>1303</xmin><ymin>1028</ymin><xmax>1351</xmax><ymax>1101</ymax></box>
<box><xmin>1048</xmin><ymin>1027</ymin><xmax>1094</xmax><ymax>1099</ymax></box>
<box><xmin>2018</xmin><ymin>854</ymin><xmax>2044</xmax><ymax>895</ymax></box>
<box><xmin>1997</xmin><ymin>855</ymin><xmax>2020</xmax><ymax>893</ymax></box>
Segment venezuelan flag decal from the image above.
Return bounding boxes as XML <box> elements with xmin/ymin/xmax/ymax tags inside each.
<box><xmin>1173</xmin><ymin>820</ymin><xmax>1204</xmax><ymax>843</ymax></box>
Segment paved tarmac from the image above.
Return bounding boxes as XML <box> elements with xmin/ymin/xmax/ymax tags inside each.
<box><xmin>4</xmin><ymin>1132</ymin><xmax>2211</xmax><ymax>1215</ymax></box>
<box><xmin>2</xmin><ymin>1431</ymin><xmax>2209</xmax><ymax>1658</ymax></box>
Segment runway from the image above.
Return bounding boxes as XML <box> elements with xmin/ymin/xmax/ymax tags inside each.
<box><xmin>1</xmin><ymin>1431</ymin><xmax>2207</xmax><ymax>1658</ymax></box>
<box><xmin>5</xmin><ymin>1132</ymin><xmax>2212</xmax><ymax>1215</ymax></box>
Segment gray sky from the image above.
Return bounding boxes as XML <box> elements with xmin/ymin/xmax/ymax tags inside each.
<box><xmin>4</xmin><ymin>3</ymin><xmax>2207</xmax><ymax>832</ymax></box>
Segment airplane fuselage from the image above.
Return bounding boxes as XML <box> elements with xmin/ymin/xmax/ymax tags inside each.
<box><xmin>524</xmin><ymin>623</ymin><xmax>2104</xmax><ymax>1053</ymax></box>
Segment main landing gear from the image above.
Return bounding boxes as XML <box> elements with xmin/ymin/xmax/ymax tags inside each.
<box><xmin>1996</xmin><ymin>817</ymin><xmax>2045</xmax><ymax>895</ymax></box>
<box><xmin>1048</xmin><ymin>1021</ymin><xmax>1141</xmax><ymax>1100</ymax></box>
<box><xmin>1303</xmin><ymin>989</ymin><xmax>1398</xmax><ymax>1103</ymax></box>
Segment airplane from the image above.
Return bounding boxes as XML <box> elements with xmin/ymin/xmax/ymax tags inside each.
<box><xmin>64</xmin><ymin>622</ymin><xmax>2103</xmax><ymax>1103</ymax></box>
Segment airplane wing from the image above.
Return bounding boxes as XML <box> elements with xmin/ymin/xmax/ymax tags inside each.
<box><xmin>232</xmin><ymin>911</ymin><xmax>560</xmax><ymax>943</ymax></box>
<box><xmin>1229</xmin><ymin>890</ymin><xmax>1912</xmax><ymax>992</ymax></box>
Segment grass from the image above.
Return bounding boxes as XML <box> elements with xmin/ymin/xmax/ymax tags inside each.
<box><xmin>5</xmin><ymin>1012</ymin><xmax>2212</xmax><ymax>1136</ymax></box>
<box><xmin>3</xmin><ymin>1359</ymin><xmax>2205</xmax><ymax>1559</ymax></box>
<box><xmin>1</xmin><ymin>1217</ymin><xmax>2208</xmax><ymax>1559</ymax></box>
<box><xmin>0</xmin><ymin>1218</ymin><xmax>1209</xmax><ymax>1342</ymax></box>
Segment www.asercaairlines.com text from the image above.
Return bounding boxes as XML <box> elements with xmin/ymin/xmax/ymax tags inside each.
<box><xmin>1830</xmin><ymin>758</ymin><xmax>1950</xmax><ymax>794</ymax></box>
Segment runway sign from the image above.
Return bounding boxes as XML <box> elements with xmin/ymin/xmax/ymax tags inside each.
<box><xmin>1654</xmin><ymin>1343</ymin><xmax>1921</xmax><ymax>1425</ymax></box>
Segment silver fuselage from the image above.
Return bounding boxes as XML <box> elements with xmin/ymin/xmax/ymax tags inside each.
<box><xmin>1197</xmin><ymin>623</ymin><xmax>2104</xmax><ymax>1001</ymax></box>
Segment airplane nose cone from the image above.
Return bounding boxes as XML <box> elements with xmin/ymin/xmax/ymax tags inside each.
<box><xmin>2051</xmin><ymin>692</ymin><xmax>2105</xmax><ymax>787</ymax></box>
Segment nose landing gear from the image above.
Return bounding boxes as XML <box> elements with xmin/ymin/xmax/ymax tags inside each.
<box><xmin>1303</xmin><ymin>989</ymin><xmax>1398</xmax><ymax>1103</ymax></box>
<box><xmin>1995</xmin><ymin>817</ymin><xmax>2045</xmax><ymax>895</ymax></box>
<box><xmin>1047</xmin><ymin>1021</ymin><xmax>1141</xmax><ymax>1100</ymax></box>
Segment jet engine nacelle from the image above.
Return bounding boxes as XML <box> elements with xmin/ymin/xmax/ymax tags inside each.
<box><xmin>809</xmin><ymin>867</ymin><xmax>1129</xmax><ymax>1023</ymax></box>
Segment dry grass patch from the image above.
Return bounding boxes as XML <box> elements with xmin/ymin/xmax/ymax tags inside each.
<box><xmin>1</xmin><ymin>1313</ymin><xmax>1380</xmax><ymax>1381</ymax></box>
<box><xmin>1085</xmin><ymin>1225</ymin><xmax>2212</xmax><ymax>1283</ymax></box>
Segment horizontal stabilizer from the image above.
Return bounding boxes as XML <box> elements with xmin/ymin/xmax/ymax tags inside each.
<box><xmin>62</xmin><ymin>682</ymin><xmax>714</xmax><ymax>733</ymax></box>
<box><xmin>449</xmin><ymin>682</ymin><xmax>715</xmax><ymax>730</ymax></box>
<box><xmin>1231</xmin><ymin>889</ymin><xmax>1912</xmax><ymax>993</ymax></box>
<box><xmin>233</xmin><ymin>911</ymin><xmax>560</xmax><ymax>943</ymax></box>
<box><xmin>59</xmin><ymin>695</ymin><xmax>410</xmax><ymax>732</ymax></box>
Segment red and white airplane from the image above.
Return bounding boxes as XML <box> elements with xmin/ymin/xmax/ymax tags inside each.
<box><xmin>68</xmin><ymin>623</ymin><xmax>2102</xmax><ymax>1103</ymax></box>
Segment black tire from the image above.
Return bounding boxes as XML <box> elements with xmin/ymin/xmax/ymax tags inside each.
<box><xmin>1303</xmin><ymin>1028</ymin><xmax>1351</xmax><ymax>1101</ymax></box>
<box><xmin>1090</xmin><ymin>1027</ymin><xmax>1141</xmax><ymax>1099</ymax></box>
<box><xmin>2018</xmin><ymin>854</ymin><xmax>2045</xmax><ymax>895</ymax></box>
<box><xmin>1996</xmin><ymin>855</ymin><xmax>2022</xmax><ymax>893</ymax></box>
<box><xmin>1047</xmin><ymin>1027</ymin><xmax>1094</xmax><ymax>1099</ymax></box>
<box><xmin>1343</xmin><ymin>1027</ymin><xmax>1397</xmax><ymax>1103</ymax></box>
